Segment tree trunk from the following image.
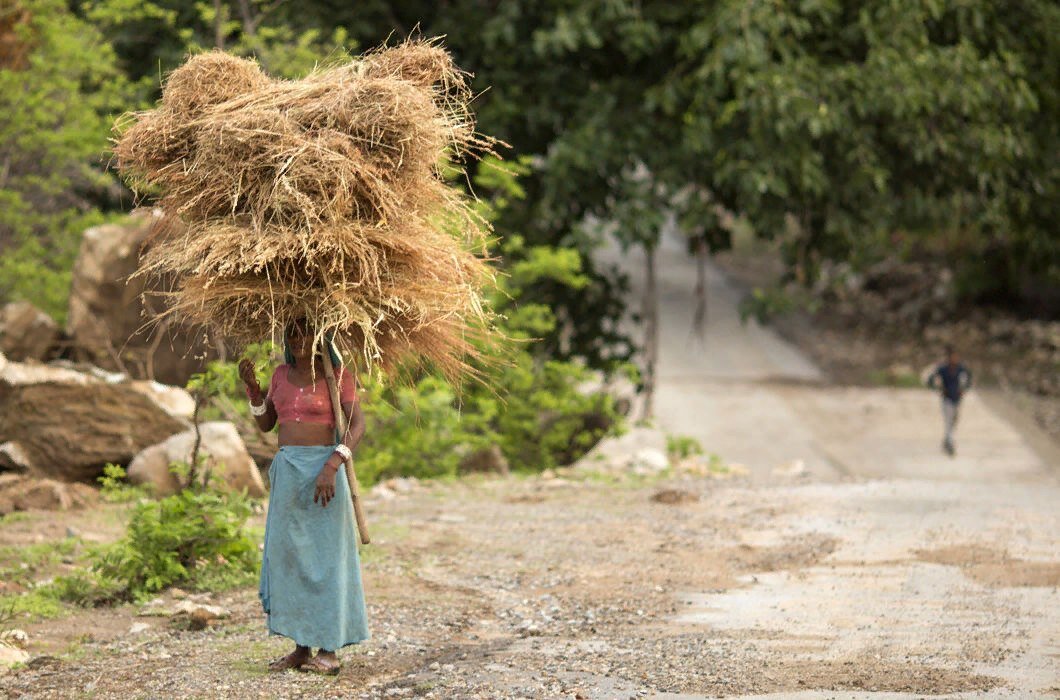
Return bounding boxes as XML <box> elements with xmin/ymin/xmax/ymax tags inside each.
<box><xmin>213</xmin><ymin>0</ymin><xmax>225</xmax><ymax>49</ymax></box>
<box><xmin>641</xmin><ymin>243</ymin><xmax>659</xmax><ymax>420</ymax></box>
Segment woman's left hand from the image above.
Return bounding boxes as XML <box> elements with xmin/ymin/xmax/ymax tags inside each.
<box><xmin>314</xmin><ymin>461</ymin><xmax>340</xmax><ymax>507</ymax></box>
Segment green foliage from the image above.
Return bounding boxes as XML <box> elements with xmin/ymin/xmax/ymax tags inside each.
<box><xmin>0</xmin><ymin>0</ymin><xmax>142</xmax><ymax>321</ymax></box>
<box><xmin>0</xmin><ymin>539</ymin><xmax>77</xmax><ymax>588</ymax></box>
<box><xmin>0</xmin><ymin>588</ymin><xmax>65</xmax><ymax>621</ymax></box>
<box><xmin>738</xmin><ymin>286</ymin><xmax>821</xmax><ymax>324</ymax></box>
<box><xmin>84</xmin><ymin>475</ymin><xmax>259</xmax><ymax>602</ymax></box>
<box><xmin>188</xmin><ymin>341</ymin><xmax>274</xmax><ymax>422</ymax></box>
<box><xmin>666</xmin><ymin>434</ymin><xmax>703</xmax><ymax>462</ymax></box>
<box><xmin>97</xmin><ymin>463</ymin><xmax>149</xmax><ymax>502</ymax></box>
<box><xmin>356</xmin><ymin>375</ymin><xmax>481</xmax><ymax>486</ymax></box>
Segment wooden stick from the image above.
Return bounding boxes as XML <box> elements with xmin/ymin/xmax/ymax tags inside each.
<box><xmin>321</xmin><ymin>349</ymin><xmax>370</xmax><ymax>545</ymax></box>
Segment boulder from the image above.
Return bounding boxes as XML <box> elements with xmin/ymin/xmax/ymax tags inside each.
<box><xmin>128</xmin><ymin>380</ymin><xmax>196</xmax><ymax>420</ymax></box>
<box><xmin>127</xmin><ymin>421</ymin><xmax>266</xmax><ymax>497</ymax></box>
<box><xmin>0</xmin><ymin>643</ymin><xmax>29</xmax><ymax>668</ymax></box>
<box><xmin>0</xmin><ymin>301</ymin><xmax>60</xmax><ymax>361</ymax></box>
<box><xmin>0</xmin><ymin>441</ymin><xmax>31</xmax><ymax>472</ymax></box>
<box><xmin>66</xmin><ymin>210</ymin><xmax>218</xmax><ymax>385</ymax></box>
<box><xmin>0</xmin><ymin>358</ymin><xmax>189</xmax><ymax>482</ymax></box>
<box><xmin>458</xmin><ymin>444</ymin><xmax>510</xmax><ymax>475</ymax></box>
<box><xmin>573</xmin><ymin>425</ymin><xmax>668</xmax><ymax>474</ymax></box>
<box><xmin>0</xmin><ymin>475</ymin><xmax>97</xmax><ymax>515</ymax></box>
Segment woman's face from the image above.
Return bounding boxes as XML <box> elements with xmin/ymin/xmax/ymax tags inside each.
<box><xmin>287</xmin><ymin>323</ymin><xmax>313</xmax><ymax>361</ymax></box>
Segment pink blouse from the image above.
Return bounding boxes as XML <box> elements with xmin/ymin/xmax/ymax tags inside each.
<box><xmin>267</xmin><ymin>364</ymin><xmax>357</xmax><ymax>427</ymax></box>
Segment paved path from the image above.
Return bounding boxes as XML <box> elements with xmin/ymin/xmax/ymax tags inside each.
<box><xmin>595</xmin><ymin>228</ymin><xmax>1059</xmax><ymax>698</ymax></box>
<box><xmin>598</xmin><ymin>228</ymin><xmax>1052</xmax><ymax>484</ymax></box>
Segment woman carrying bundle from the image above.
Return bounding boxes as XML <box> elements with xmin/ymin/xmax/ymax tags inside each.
<box><xmin>238</xmin><ymin>318</ymin><xmax>369</xmax><ymax>675</ymax></box>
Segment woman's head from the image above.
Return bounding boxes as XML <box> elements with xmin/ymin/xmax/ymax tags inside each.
<box><xmin>283</xmin><ymin>318</ymin><xmax>343</xmax><ymax>369</ymax></box>
<box><xmin>285</xmin><ymin>318</ymin><xmax>313</xmax><ymax>365</ymax></box>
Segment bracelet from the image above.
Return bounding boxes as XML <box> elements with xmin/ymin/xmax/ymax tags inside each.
<box><xmin>249</xmin><ymin>399</ymin><xmax>267</xmax><ymax>417</ymax></box>
<box><xmin>334</xmin><ymin>444</ymin><xmax>353</xmax><ymax>463</ymax></box>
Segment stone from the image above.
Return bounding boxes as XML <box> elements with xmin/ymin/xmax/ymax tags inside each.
<box><xmin>0</xmin><ymin>441</ymin><xmax>31</xmax><ymax>472</ymax></box>
<box><xmin>630</xmin><ymin>448</ymin><xmax>670</xmax><ymax>474</ymax></box>
<box><xmin>66</xmin><ymin>210</ymin><xmax>218</xmax><ymax>385</ymax></box>
<box><xmin>0</xmin><ymin>629</ymin><xmax>27</xmax><ymax>649</ymax></box>
<box><xmin>127</xmin><ymin>421</ymin><xmax>266</xmax><ymax>497</ymax></box>
<box><xmin>127</xmin><ymin>380</ymin><xmax>196</xmax><ymax>419</ymax></box>
<box><xmin>0</xmin><ymin>358</ymin><xmax>188</xmax><ymax>482</ymax></box>
<box><xmin>0</xmin><ymin>475</ymin><xmax>97</xmax><ymax>515</ymax></box>
<box><xmin>172</xmin><ymin>600</ymin><xmax>230</xmax><ymax>630</ymax></box>
<box><xmin>458</xmin><ymin>444</ymin><xmax>510</xmax><ymax>475</ymax></box>
<box><xmin>571</xmin><ymin>425</ymin><xmax>678</xmax><ymax>476</ymax></box>
<box><xmin>0</xmin><ymin>301</ymin><xmax>60</xmax><ymax>362</ymax></box>
<box><xmin>0</xmin><ymin>643</ymin><xmax>29</xmax><ymax>667</ymax></box>
<box><xmin>651</xmin><ymin>489</ymin><xmax>699</xmax><ymax>505</ymax></box>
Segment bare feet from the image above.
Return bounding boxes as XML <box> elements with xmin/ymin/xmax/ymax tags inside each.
<box><xmin>268</xmin><ymin>645</ymin><xmax>310</xmax><ymax>672</ymax></box>
<box><xmin>301</xmin><ymin>650</ymin><xmax>341</xmax><ymax>675</ymax></box>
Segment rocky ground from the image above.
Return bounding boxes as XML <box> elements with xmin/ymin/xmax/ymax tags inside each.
<box><xmin>1</xmin><ymin>465</ymin><xmax>1058</xmax><ymax>700</ymax></box>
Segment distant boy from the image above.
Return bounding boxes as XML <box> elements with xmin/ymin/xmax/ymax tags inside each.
<box><xmin>926</xmin><ymin>346</ymin><xmax>972</xmax><ymax>456</ymax></box>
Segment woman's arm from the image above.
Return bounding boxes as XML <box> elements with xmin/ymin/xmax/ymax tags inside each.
<box><xmin>315</xmin><ymin>399</ymin><xmax>365</xmax><ymax>507</ymax></box>
<box><xmin>239</xmin><ymin>359</ymin><xmax>277</xmax><ymax>432</ymax></box>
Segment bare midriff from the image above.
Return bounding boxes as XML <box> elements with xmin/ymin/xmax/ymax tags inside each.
<box><xmin>277</xmin><ymin>422</ymin><xmax>335</xmax><ymax>447</ymax></box>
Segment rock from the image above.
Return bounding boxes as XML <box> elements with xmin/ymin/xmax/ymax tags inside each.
<box><xmin>630</xmin><ymin>448</ymin><xmax>670</xmax><ymax>474</ymax></box>
<box><xmin>0</xmin><ymin>358</ymin><xmax>188</xmax><ymax>482</ymax></box>
<box><xmin>0</xmin><ymin>441</ymin><xmax>31</xmax><ymax>472</ymax></box>
<box><xmin>172</xmin><ymin>600</ymin><xmax>230</xmax><ymax>630</ymax></box>
<box><xmin>651</xmin><ymin>489</ymin><xmax>699</xmax><ymax>505</ymax></box>
<box><xmin>127</xmin><ymin>380</ymin><xmax>196</xmax><ymax>420</ymax></box>
<box><xmin>573</xmin><ymin>425</ymin><xmax>668</xmax><ymax>474</ymax></box>
<box><xmin>0</xmin><ymin>643</ymin><xmax>29</xmax><ymax>667</ymax></box>
<box><xmin>127</xmin><ymin>421</ymin><xmax>266</xmax><ymax>497</ymax></box>
<box><xmin>772</xmin><ymin>459</ymin><xmax>809</xmax><ymax>478</ymax></box>
<box><xmin>458</xmin><ymin>444</ymin><xmax>510</xmax><ymax>475</ymax></box>
<box><xmin>66</xmin><ymin>210</ymin><xmax>218</xmax><ymax>385</ymax></box>
<box><xmin>128</xmin><ymin>622</ymin><xmax>151</xmax><ymax>635</ymax></box>
<box><xmin>0</xmin><ymin>301</ymin><xmax>60</xmax><ymax>362</ymax></box>
<box><xmin>0</xmin><ymin>475</ymin><xmax>97</xmax><ymax>515</ymax></box>
<box><xmin>0</xmin><ymin>629</ymin><xmax>27</xmax><ymax>649</ymax></box>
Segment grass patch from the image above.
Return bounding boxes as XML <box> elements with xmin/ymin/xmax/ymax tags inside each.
<box><xmin>868</xmin><ymin>368</ymin><xmax>923</xmax><ymax>388</ymax></box>
<box><xmin>0</xmin><ymin>588</ymin><xmax>67</xmax><ymax>621</ymax></box>
<box><xmin>0</xmin><ymin>538</ymin><xmax>81</xmax><ymax>587</ymax></box>
<box><xmin>0</xmin><ymin>512</ymin><xmax>32</xmax><ymax>526</ymax></box>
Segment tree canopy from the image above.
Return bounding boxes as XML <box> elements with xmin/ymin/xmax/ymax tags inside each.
<box><xmin>1</xmin><ymin>0</ymin><xmax>1056</xmax><ymax>336</ymax></box>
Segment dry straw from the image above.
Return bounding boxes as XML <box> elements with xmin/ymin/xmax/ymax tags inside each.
<box><xmin>114</xmin><ymin>39</ymin><xmax>496</xmax><ymax>380</ymax></box>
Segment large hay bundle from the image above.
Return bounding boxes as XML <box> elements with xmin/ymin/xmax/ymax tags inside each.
<box><xmin>114</xmin><ymin>40</ymin><xmax>495</xmax><ymax>380</ymax></box>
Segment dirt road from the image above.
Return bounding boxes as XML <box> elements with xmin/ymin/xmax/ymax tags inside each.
<box><xmin>2</xmin><ymin>233</ymin><xmax>1058</xmax><ymax>699</ymax></box>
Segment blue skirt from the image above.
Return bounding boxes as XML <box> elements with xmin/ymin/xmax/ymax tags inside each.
<box><xmin>259</xmin><ymin>445</ymin><xmax>369</xmax><ymax>649</ymax></box>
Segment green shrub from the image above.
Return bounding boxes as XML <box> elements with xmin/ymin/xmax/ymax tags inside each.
<box><xmin>97</xmin><ymin>463</ymin><xmax>149</xmax><ymax>503</ymax></box>
<box><xmin>86</xmin><ymin>474</ymin><xmax>259</xmax><ymax>602</ymax></box>
<box><xmin>738</xmin><ymin>285</ymin><xmax>819</xmax><ymax>323</ymax></box>
<box><xmin>666</xmin><ymin>434</ymin><xmax>704</xmax><ymax>462</ymax></box>
<box><xmin>356</xmin><ymin>375</ymin><xmax>487</xmax><ymax>487</ymax></box>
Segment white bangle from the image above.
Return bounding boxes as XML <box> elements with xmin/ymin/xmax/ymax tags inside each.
<box><xmin>249</xmin><ymin>400</ymin><xmax>267</xmax><ymax>417</ymax></box>
<box><xmin>334</xmin><ymin>444</ymin><xmax>353</xmax><ymax>463</ymax></box>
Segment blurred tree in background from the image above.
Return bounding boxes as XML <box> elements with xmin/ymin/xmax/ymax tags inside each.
<box><xmin>1</xmin><ymin>0</ymin><xmax>1056</xmax><ymax>341</ymax></box>
<box><xmin>0</xmin><ymin>0</ymin><xmax>141</xmax><ymax>322</ymax></box>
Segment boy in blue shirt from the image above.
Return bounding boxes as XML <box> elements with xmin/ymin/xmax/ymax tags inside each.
<box><xmin>926</xmin><ymin>345</ymin><xmax>972</xmax><ymax>456</ymax></box>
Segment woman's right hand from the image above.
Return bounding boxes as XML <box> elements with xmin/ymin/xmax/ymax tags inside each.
<box><xmin>238</xmin><ymin>358</ymin><xmax>262</xmax><ymax>400</ymax></box>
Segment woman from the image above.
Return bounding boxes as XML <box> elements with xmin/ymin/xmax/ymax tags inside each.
<box><xmin>238</xmin><ymin>319</ymin><xmax>369</xmax><ymax>674</ymax></box>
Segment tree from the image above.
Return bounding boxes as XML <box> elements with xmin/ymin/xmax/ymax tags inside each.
<box><xmin>0</xmin><ymin>0</ymin><xmax>141</xmax><ymax>321</ymax></box>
